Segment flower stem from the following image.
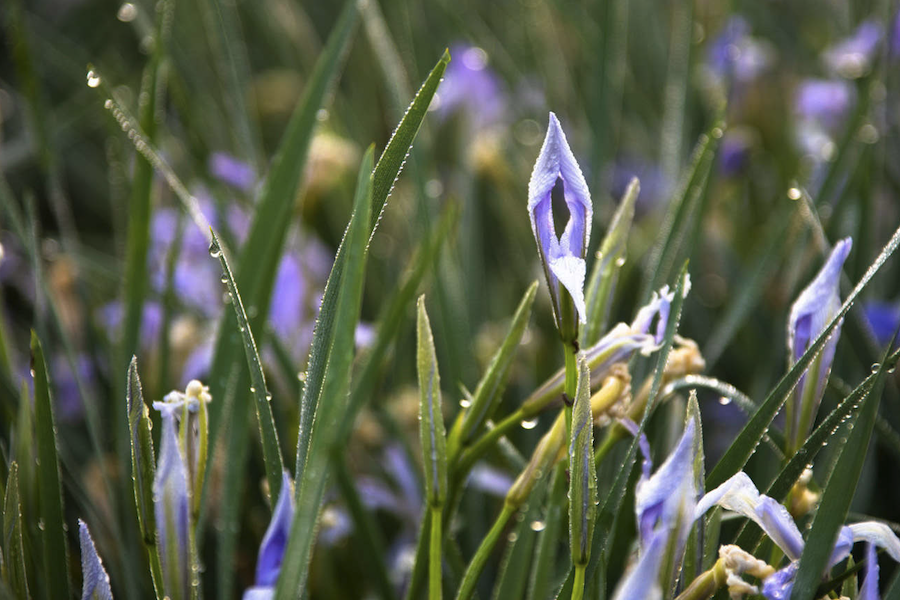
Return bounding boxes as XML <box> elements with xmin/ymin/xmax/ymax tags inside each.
<box><xmin>571</xmin><ymin>564</ymin><xmax>586</xmax><ymax>600</ymax></box>
<box><xmin>564</xmin><ymin>342</ymin><xmax>578</xmax><ymax>440</ymax></box>
<box><xmin>454</xmin><ymin>504</ymin><xmax>516</xmax><ymax>600</ymax></box>
<box><xmin>429</xmin><ymin>505</ymin><xmax>443</xmax><ymax>600</ymax></box>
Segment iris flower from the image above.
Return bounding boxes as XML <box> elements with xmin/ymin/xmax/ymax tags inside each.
<box><xmin>528</xmin><ymin>112</ymin><xmax>592</xmax><ymax>340</ymax></box>
<box><xmin>785</xmin><ymin>238</ymin><xmax>852</xmax><ymax>454</ymax></box>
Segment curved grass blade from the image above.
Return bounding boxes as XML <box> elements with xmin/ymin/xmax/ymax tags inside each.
<box><xmin>3</xmin><ymin>463</ymin><xmax>30</xmax><ymax>600</ymax></box>
<box><xmin>126</xmin><ymin>359</ymin><xmax>164</xmax><ymax>599</ymax></box>
<box><xmin>209</xmin><ymin>229</ymin><xmax>284</xmax><ymax>502</ymax></box>
<box><xmin>706</xmin><ymin>219</ymin><xmax>900</xmax><ymax>489</ymax></box>
<box><xmin>295</xmin><ymin>48</ymin><xmax>451</xmax><ymax>476</ymax></box>
<box><xmin>456</xmin><ymin>282</ymin><xmax>538</xmax><ymax>446</ymax></box>
<box><xmin>789</xmin><ymin>347</ymin><xmax>894</xmax><ymax>600</ymax></box>
<box><xmin>370</xmin><ymin>49</ymin><xmax>451</xmax><ymax>238</ymax></box>
<box><xmin>526</xmin><ymin>464</ymin><xmax>567</xmax><ymax>600</ymax></box>
<box><xmin>275</xmin><ymin>146</ymin><xmax>374</xmax><ymax>599</ymax></box>
<box><xmin>556</xmin><ymin>265</ymin><xmax>689</xmax><ymax>599</ymax></box>
<box><xmin>30</xmin><ymin>331</ymin><xmax>71</xmax><ymax>600</ymax></box>
<box><xmin>582</xmin><ymin>178</ymin><xmax>638</xmax><ymax>347</ymax></box>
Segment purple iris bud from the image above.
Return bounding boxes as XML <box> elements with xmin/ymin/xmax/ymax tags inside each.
<box><xmin>437</xmin><ymin>44</ymin><xmax>506</xmax><ymax>129</ymax></box>
<box><xmin>152</xmin><ymin>400</ymin><xmax>191</xmax><ymax>600</ymax></box>
<box><xmin>794</xmin><ymin>79</ymin><xmax>855</xmax><ymax>128</ymax></box>
<box><xmin>528</xmin><ymin>112</ymin><xmax>593</xmax><ymax>338</ymax></box>
<box><xmin>786</xmin><ymin>238</ymin><xmax>852</xmax><ymax>454</ymax></box>
<box><xmin>209</xmin><ymin>152</ymin><xmax>256</xmax><ymax>192</ymax></box>
<box><xmin>79</xmin><ymin>519</ymin><xmax>113</xmax><ymax>600</ymax></box>
<box><xmin>243</xmin><ymin>471</ymin><xmax>294</xmax><ymax>599</ymax></box>
<box><xmin>824</xmin><ymin>21</ymin><xmax>883</xmax><ymax>78</ymax></box>
<box><xmin>863</xmin><ymin>300</ymin><xmax>900</xmax><ymax>347</ymax></box>
<box><xmin>859</xmin><ymin>543</ymin><xmax>880</xmax><ymax>600</ymax></box>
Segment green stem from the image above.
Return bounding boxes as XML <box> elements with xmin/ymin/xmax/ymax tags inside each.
<box><xmin>674</xmin><ymin>558</ymin><xmax>727</xmax><ymax>600</ymax></box>
<box><xmin>456</xmin><ymin>409</ymin><xmax>526</xmax><ymax>474</ymax></box>
<box><xmin>454</xmin><ymin>504</ymin><xmax>516</xmax><ymax>600</ymax></box>
<box><xmin>571</xmin><ymin>565</ymin><xmax>586</xmax><ymax>600</ymax></box>
<box><xmin>564</xmin><ymin>343</ymin><xmax>578</xmax><ymax>441</ymax></box>
<box><xmin>430</xmin><ymin>506</ymin><xmax>443</xmax><ymax>600</ymax></box>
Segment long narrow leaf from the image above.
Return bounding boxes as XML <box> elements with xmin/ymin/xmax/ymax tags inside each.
<box><xmin>209</xmin><ymin>229</ymin><xmax>284</xmax><ymax>502</ymax></box>
<box><xmin>569</xmin><ymin>359</ymin><xmax>597</xmax><ymax>567</ymax></box>
<box><xmin>790</xmin><ymin>350</ymin><xmax>894</xmax><ymax>600</ymax></box>
<box><xmin>275</xmin><ymin>146</ymin><xmax>374</xmax><ymax>598</ymax></box>
<box><xmin>3</xmin><ymin>463</ymin><xmax>29</xmax><ymax>600</ymax></box>
<box><xmin>30</xmin><ymin>331</ymin><xmax>71</xmax><ymax>600</ymax></box>
<box><xmin>707</xmin><ymin>219</ymin><xmax>900</xmax><ymax>489</ymax></box>
<box><xmin>418</xmin><ymin>296</ymin><xmax>448</xmax><ymax>507</ymax></box>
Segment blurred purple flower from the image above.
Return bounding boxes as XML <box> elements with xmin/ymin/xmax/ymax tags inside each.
<box><xmin>893</xmin><ymin>11</ymin><xmax>900</xmax><ymax>56</ymax></box>
<box><xmin>437</xmin><ymin>44</ymin><xmax>506</xmax><ymax>129</ymax></box>
<box><xmin>707</xmin><ymin>16</ymin><xmax>772</xmax><ymax>84</ymax></box>
<box><xmin>97</xmin><ymin>301</ymin><xmax>164</xmax><ymax>349</ymax></box>
<box><xmin>51</xmin><ymin>354</ymin><xmax>97</xmax><ymax>421</ymax></box>
<box><xmin>718</xmin><ymin>130</ymin><xmax>753</xmax><ymax>177</ymax></box>
<box><xmin>209</xmin><ymin>152</ymin><xmax>256</xmax><ymax>193</ymax></box>
<box><xmin>795</xmin><ymin>79</ymin><xmax>855</xmax><ymax>128</ymax></box>
<box><xmin>243</xmin><ymin>471</ymin><xmax>294</xmax><ymax>599</ymax></box>
<box><xmin>528</xmin><ymin>112</ymin><xmax>593</xmax><ymax>335</ymax></box>
<box><xmin>786</xmin><ymin>238</ymin><xmax>851</xmax><ymax>454</ymax></box>
<box><xmin>824</xmin><ymin>21</ymin><xmax>883</xmax><ymax>78</ymax></box>
<box><xmin>605</xmin><ymin>158</ymin><xmax>672</xmax><ymax>214</ymax></box>
<box><xmin>468</xmin><ymin>464</ymin><xmax>513</xmax><ymax>497</ymax></box>
<box><xmin>864</xmin><ymin>300</ymin><xmax>900</xmax><ymax>347</ymax></box>
<box><xmin>79</xmin><ymin>519</ymin><xmax>113</xmax><ymax>600</ymax></box>
<box><xmin>152</xmin><ymin>400</ymin><xmax>192</xmax><ymax>600</ymax></box>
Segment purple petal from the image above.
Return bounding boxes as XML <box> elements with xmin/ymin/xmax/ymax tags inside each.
<box><xmin>863</xmin><ymin>301</ymin><xmax>900</xmax><ymax>347</ymax></box>
<box><xmin>79</xmin><ymin>519</ymin><xmax>113</xmax><ymax>600</ymax></box>
<box><xmin>859</xmin><ymin>543</ymin><xmax>880</xmax><ymax>600</ymax></box>
<box><xmin>437</xmin><ymin>44</ymin><xmax>506</xmax><ymax>129</ymax></box>
<box><xmin>255</xmin><ymin>471</ymin><xmax>295</xmax><ymax>587</ymax></box>
<box><xmin>795</xmin><ymin>80</ymin><xmax>855</xmax><ymax>127</ymax></box>
<box><xmin>848</xmin><ymin>522</ymin><xmax>900</xmax><ymax>561</ymax></box>
<box><xmin>761</xmin><ymin>562</ymin><xmax>797</xmax><ymax>600</ymax></box>
<box><xmin>610</xmin><ymin>529</ymin><xmax>665</xmax><ymax>600</ymax></box>
<box><xmin>824</xmin><ymin>21</ymin><xmax>883</xmax><ymax>77</ymax></box>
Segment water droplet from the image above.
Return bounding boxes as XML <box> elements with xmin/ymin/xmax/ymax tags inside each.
<box><xmin>249</xmin><ymin>387</ymin><xmax>256</xmax><ymax>394</ymax></box>
<box><xmin>459</xmin><ymin>398</ymin><xmax>471</xmax><ymax>408</ymax></box>
<box><xmin>220</xmin><ymin>275</ymin><xmax>228</xmax><ymax>284</ymax></box>
<box><xmin>209</xmin><ymin>241</ymin><xmax>222</xmax><ymax>258</ymax></box>
<box><xmin>507</xmin><ymin>532</ymin><xmax>518</xmax><ymax>543</ymax></box>
<box><xmin>718</xmin><ymin>396</ymin><xmax>731</xmax><ymax>406</ymax></box>
<box><xmin>711</xmin><ymin>127</ymin><xmax>724</xmax><ymax>139</ymax></box>
<box><xmin>615</xmin><ymin>256</ymin><xmax>626</xmax><ymax>267</ymax></box>
<box><xmin>871</xmin><ymin>363</ymin><xmax>881</xmax><ymax>372</ymax></box>
<box><xmin>530</xmin><ymin>520</ymin><xmax>546</xmax><ymax>532</ymax></box>
<box><xmin>521</xmin><ymin>418</ymin><xmax>538</xmax><ymax>430</ymax></box>
<box><xmin>86</xmin><ymin>70</ymin><xmax>101</xmax><ymax>88</ymax></box>
<box><xmin>29</xmin><ymin>368</ymin><xmax>36</xmax><ymax>378</ymax></box>
<box><xmin>787</xmin><ymin>187</ymin><xmax>802</xmax><ymax>200</ymax></box>
<box><xmin>265</xmin><ymin>393</ymin><xmax>273</xmax><ymax>402</ymax></box>
<box><xmin>298</xmin><ymin>372</ymin><xmax>307</xmax><ymax>382</ymax></box>
<box><xmin>117</xmin><ymin>2</ymin><xmax>137</xmax><ymax>22</ymax></box>
<box><xmin>316</xmin><ymin>109</ymin><xmax>329</xmax><ymax>121</ymax></box>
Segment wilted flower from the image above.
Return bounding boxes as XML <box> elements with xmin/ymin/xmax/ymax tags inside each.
<box><xmin>823</xmin><ymin>20</ymin><xmax>883</xmax><ymax>78</ymax></box>
<box><xmin>528</xmin><ymin>112</ymin><xmax>593</xmax><ymax>341</ymax></box>
<box><xmin>152</xmin><ymin>399</ymin><xmax>192</xmax><ymax>600</ymax></box>
<box><xmin>79</xmin><ymin>519</ymin><xmax>113</xmax><ymax>600</ymax></box>
<box><xmin>243</xmin><ymin>471</ymin><xmax>295</xmax><ymax>600</ymax></box>
<box><xmin>785</xmin><ymin>238</ymin><xmax>852</xmax><ymax>454</ymax></box>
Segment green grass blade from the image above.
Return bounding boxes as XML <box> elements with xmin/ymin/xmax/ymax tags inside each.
<box><xmin>275</xmin><ymin>146</ymin><xmax>374</xmax><ymax>598</ymax></box>
<box><xmin>30</xmin><ymin>331</ymin><xmax>71</xmax><ymax>600</ymax></box>
<box><xmin>456</xmin><ymin>282</ymin><xmax>538</xmax><ymax>445</ymax></box>
<box><xmin>3</xmin><ymin>463</ymin><xmax>30</xmax><ymax>600</ymax></box>
<box><xmin>569</xmin><ymin>359</ymin><xmax>597</xmax><ymax>567</ymax></box>
<box><xmin>337</xmin><ymin>202</ymin><xmax>459</xmax><ymax>445</ymax></box>
<box><xmin>789</xmin><ymin>351</ymin><xmax>893</xmax><ymax>600</ymax></box>
<box><xmin>526</xmin><ymin>464</ymin><xmax>566</xmax><ymax>600</ymax></box>
<box><xmin>126</xmin><ymin>358</ymin><xmax>164</xmax><ymax>600</ymax></box>
<box><xmin>582</xmin><ymin>177</ymin><xmax>638</xmax><ymax>347</ymax></box>
<box><xmin>418</xmin><ymin>296</ymin><xmax>448</xmax><ymax>508</ymax></box>
<box><xmin>296</xmin><ymin>49</ymin><xmax>449</xmax><ymax>475</ymax></box>
<box><xmin>706</xmin><ymin>218</ymin><xmax>900</xmax><ymax>489</ymax></box>
<box><xmin>556</xmin><ymin>265</ymin><xmax>689</xmax><ymax>599</ymax></box>
<box><xmin>370</xmin><ymin>49</ymin><xmax>451</xmax><ymax>237</ymax></box>
<box><xmin>209</xmin><ymin>229</ymin><xmax>285</xmax><ymax>502</ymax></box>
<box><xmin>642</xmin><ymin>124</ymin><xmax>722</xmax><ymax>302</ymax></box>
